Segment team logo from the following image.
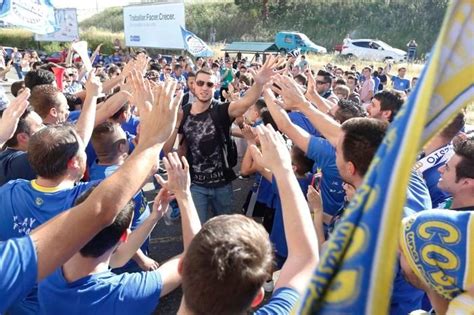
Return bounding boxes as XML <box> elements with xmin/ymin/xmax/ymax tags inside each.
<box><xmin>35</xmin><ymin>197</ymin><xmax>44</xmax><ymax>206</ymax></box>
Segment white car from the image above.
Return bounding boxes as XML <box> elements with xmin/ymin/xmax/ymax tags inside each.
<box><xmin>341</xmin><ymin>39</ymin><xmax>406</xmax><ymax>62</ymax></box>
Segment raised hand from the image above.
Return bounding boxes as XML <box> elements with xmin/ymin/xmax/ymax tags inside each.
<box><xmin>241</xmin><ymin>124</ymin><xmax>257</xmax><ymax>144</ymax></box>
<box><xmin>130</xmin><ymin>69</ymin><xmax>154</xmax><ymax>108</ymax></box>
<box><xmin>137</xmin><ymin>79</ymin><xmax>182</xmax><ymax>148</ymax></box>
<box><xmin>150</xmin><ymin>188</ymin><xmax>173</xmax><ymax>221</ymax></box>
<box><xmin>271</xmin><ymin>74</ymin><xmax>307</xmax><ymax>110</ymax></box>
<box><xmin>85</xmin><ymin>71</ymin><xmax>102</xmax><ymax>98</ymax></box>
<box><xmin>249</xmin><ymin>124</ymin><xmax>292</xmax><ymax>174</ymax></box>
<box><xmin>253</xmin><ymin>54</ymin><xmax>286</xmax><ymax>86</ymax></box>
<box><xmin>307</xmin><ymin>185</ymin><xmax>323</xmax><ymax>213</ymax></box>
<box><xmin>0</xmin><ymin>88</ymin><xmax>30</xmax><ymax>147</ymax></box>
<box><xmin>154</xmin><ymin>152</ymin><xmax>190</xmax><ymax>199</ymax></box>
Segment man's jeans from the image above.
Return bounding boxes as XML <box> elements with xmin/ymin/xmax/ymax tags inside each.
<box><xmin>190</xmin><ymin>183</ymin><xmax>234</xmax><ymax>223</ymax></box>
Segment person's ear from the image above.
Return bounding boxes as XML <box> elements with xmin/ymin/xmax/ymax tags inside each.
<box><xmin>67</xmin><ymin>156</ymin><xmax>80</xmax><ymax>170</ymax></box>
<box><xmin>347</xmin><ymin>161</ymin><xmax>356</xmax><ymax>176</ymax></box>
<box><xmin>50</xmin><ymin>107</ymin><xmax>58</xmax><ymax>118</ymax></box>
<box><xmin>17</xmin><ymin>132</ymin><xmax>29</xmax><ymax>145</ymax></box>
<box><xmin>382</xmin><ymin>110</ymin><xmax>392</xmax><ymax>121</ymax></box>
<box><xmin>250</xmin><ymin>287</ymin><xmax>265</xmax><ymax>308</ymax></box>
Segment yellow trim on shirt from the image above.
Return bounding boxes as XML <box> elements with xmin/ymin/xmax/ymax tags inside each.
<box><xmin>30</xmin><ymin>180</ymin><xmax>63</xmax><ymax>193</ymax></box>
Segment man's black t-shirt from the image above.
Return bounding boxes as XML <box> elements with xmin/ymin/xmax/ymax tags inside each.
<box><xmin>0</xmin><ymin>149</ymin><xmax>36</xmax><ymax>186</ymax></box>
<box><xmin>179</xmin><ymin>102</ymin><xmax>234</xmax><ymax>188</ymax></box>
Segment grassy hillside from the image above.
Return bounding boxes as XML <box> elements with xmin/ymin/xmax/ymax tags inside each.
<box><xmin>80</xmin><ymin>0</ymin><xmax>448</xmax><ymax>56</ymax></box>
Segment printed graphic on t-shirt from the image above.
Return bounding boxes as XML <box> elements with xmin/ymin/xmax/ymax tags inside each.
<box><xmin>183</xmin><ymin>111</ymin><xmax>226</xmax><ymax>186</ymax></box>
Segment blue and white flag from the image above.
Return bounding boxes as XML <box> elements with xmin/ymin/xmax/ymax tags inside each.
<box><xmin>180</xmin><ymin>26</ymin><xmax>213</xmax><ymax>58</ymax></box>
<box><xmin>0</xmin><ymin>0</ymin><xmax>57</xmax><ymax>34</ymax></box>
<box><xmin>298</xmin><ymin>0</ymin><xmax>473</xmax><ymax>313</ymax></box>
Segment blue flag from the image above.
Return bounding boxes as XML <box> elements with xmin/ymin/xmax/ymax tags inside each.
<box><xmin>0</xmin><ymin>0</ymin><xmax>57</xmax><ymax>34</ymax></box>
<box><xmin>298</xmin><ymin>0</ymin><xmax>474</xmax><ymax>313</ymax></box>
<box><xmin>180</xmin><ymin>26</ymin><xmax>213</xmax><ymax>58</ymax></box>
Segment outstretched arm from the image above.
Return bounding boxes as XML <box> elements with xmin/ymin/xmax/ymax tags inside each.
<box><xmin>30</xmin><ymin>80</ymin><xmax>182</xmax><ymax>281</ymax></box>
<box><xmin>0</xmin><ymin>89</ymin><xmax>30</xmax><ymax>148</ymax></box>
<box><xmin>227</xmin><ymin>55</ymin><xmax>284</xmax><ymax>119</ymax></box>
<box><xmin>250</xmin><ymin>125</ymin><xmax>318</xmax><ymax>294</ymax></box>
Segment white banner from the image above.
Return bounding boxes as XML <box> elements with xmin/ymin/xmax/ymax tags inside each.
<box><xmin>35</xmin><ymin>8</ymin><xmax>79</xmax><ymax>42</ymax></box>
<box><xmin>123</xmin><ymin>3</ymin><xmax>185</xmax><ymax>49</ymax></box>
<box><xmin>0</xmin><ymin>0</ymin><xmax>57</xmax><ymax>34</ymax></box>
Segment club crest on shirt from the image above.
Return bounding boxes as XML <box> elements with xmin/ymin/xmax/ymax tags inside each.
<box><xmin>35</xmin><ymin>197</ymin><xmax>44</xmax><ymax>206</ymax></box>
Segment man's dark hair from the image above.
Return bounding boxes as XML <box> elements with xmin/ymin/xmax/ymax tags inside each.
<box><xmin>335</xmin><ymin>99</ymin><xmax>367</xmax><ymax>123</ymax></box>
<box><xmin>24</xmin><ymin>69</ymin><xmax>55</xmax><ymax>90</ymax></box>
<box><xmin>64</xmin><ymin>93</ymin><xmax>83</xmax><ymax>111</ymax></box>
<box><xmin>28</xmin><ymin>124</ymin><xmax>80</xmax><ymax>179</ymax></box>
<box><xmin>372</xmin><ymin>90</ymin><xmax>405</xmax><ymax>122</ymax></box>
<box><xmin>182</xmin><ymin>215</ymin><xmax>273</xmax><ymax>315</ymax></box>
<box><xmin>347</xmin><ymin>75</ymin><xmax>358</xmax><ymax>84</ymax></box>
<box><xmin>187</xmin><ymin>71</ymin><xmax>196</xmax><ymax>79</ymax></box>
<box><xmin>294</xmin><ymin>74</ymin><xmax>307</xmax><ymax>86</ymax></box>
<box><xmin>29</xmin><ymin>85</ymin><xmax>62</xmax><ymax>119</ymax></box>
<box><xmin>440</xmin><ymin>112</ymin><xmax>465</xmax><ymax>141</ymax></box>
<box><xmin>291</xmin><ymin>145</ymin><xmax>313</xmax><ymax>176</ymax></box>
<box><xmin>11</xmin><ymin>80</ymin><xmax>25</xmax><ymax>97</ymax></box>
<box><xmin>173</xmin><ymin>64</ymin><xmax>182</xmax><ymax>71</ymax></box>
<box><xmin>254</xmin><ymin>98</ymin><xmax>266</xmax><ymax>113</ymax></box>
<box><xmin>107</xmin><ymin>65</ymin><xmax>120</xmax><ymax>77</ymax></box>
<box><xmin>453</xmin><ymin>137</ymin><xmax>474</xmax><ymax>182</ymax></box>
<box><xmin>111</xmin><ymin>102</ymin><xmax>131</xmax><ymax>122</ymax></box>
<box><xmin>91</xmin><ymin>121</ymin><xmax>127</xmax><ymax>164</ymax></box>
<box><xmin>261</xmin><ymin>110</ymin><xmax>278</xmax><ymax>131</ymax></box>
<box><xmin>335</xmin><ymin>78</ymin><xmax>347</xmax><ymax>86</ymax></box>
<box><xmin>317</xmin><ymin>70</ymin><xmax>333</xmax><ymax>84</ymax></box>
<box><xmin>196</xmin><ymin>67</ymin><xmax>213</xmax><ymax>78</ymax></box>
<box><xmin>74</xmin><ymin>185</ymin><xmax>134</xmax><ymax>258</ymax></box>
<box><xmin>4</xmin><ymin>107</ymin><xmax>33</xmax><ymax>148</ymax></box>
<box><xmin>341</xmin><ymin>118</ymin><xmax>388</xmax><ymax>177</ymax></box>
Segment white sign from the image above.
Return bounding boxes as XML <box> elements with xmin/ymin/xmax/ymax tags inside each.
<box><xmin>0</xmin><ymin>0</ymin><xmax>57</xmax><ymax>34</ymax></box>
<box><xmin>35</xmin><ymin>8</ymin><xmax>78</xmax><ymax>42</ymax></box>
<box><xmin>123</xmin><ymin>3</ymin><xmax>185</xmax><ymax>49</ymax></box>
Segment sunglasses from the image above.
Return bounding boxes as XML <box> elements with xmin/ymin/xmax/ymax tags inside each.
<box><xmin>164</xmin><ymin>68</ymin><xmax>171</xmax><ymax>71</ymax></box>
<box><xmin>196</xmin><ymin>80</ymin><xmax>215</xmax><ymax>88</ymax></box>
<box><xmin>316</xmin><ymin>80</ymin><xmax>329</xmax><ymax>85</ymax></box>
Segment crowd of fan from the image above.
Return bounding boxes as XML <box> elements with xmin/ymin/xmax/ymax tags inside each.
<box><xmin>0</xmin><ymin>47</ymin><xmax>472</xmax><ymax>315</ymax></box>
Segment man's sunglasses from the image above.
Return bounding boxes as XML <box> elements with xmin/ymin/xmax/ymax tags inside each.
<box><xmin>316</xmin><ymin>80</ymin><xmax>329</xmax><ymax>85</ymax></box>
<box><xmin>196</xmin><ymin>80</ymin><xmax>215</xmax><ymax>88</ymax></box>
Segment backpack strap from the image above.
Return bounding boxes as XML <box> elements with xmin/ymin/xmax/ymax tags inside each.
<box><xmin>208</xmin><ymin>101</ymin><xmax>232</xmax><ymax>169</ymax></box>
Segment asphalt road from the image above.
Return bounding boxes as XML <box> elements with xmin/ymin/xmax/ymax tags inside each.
<box><xmin>144</xmin><ymin>169</ymin><xmax>255</xmax><ymax>314</ymax></box>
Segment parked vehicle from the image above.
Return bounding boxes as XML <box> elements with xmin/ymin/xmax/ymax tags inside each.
<box><xmin>223</xmin><ymin>31</ymin><xmax>327</xmax><ymax>56</ymax></box>
<box><xmin>274</xmin><ymin>31</ymin><xmax>327</xmax><ymax>54</ymax></box>
<box><xmin>341</xmin><ymin>39</ymin><xmax>406</xmax><ymax>62</ymax></box>
<box><xmin>45</xmin><ymin>51</ymin><xmax>81</xmax><ymax>64</ymax></box>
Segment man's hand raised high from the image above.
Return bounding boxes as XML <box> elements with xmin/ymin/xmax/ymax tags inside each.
<box><xmin>271</xmin><ymin>74</ymin><xmax>308</xmax><ymax>111</ymax></box>
<box><xmin>0</xmin><ymin>88</ymin><xmax>30</xmax><ymax>147</ymax></box>
<box><xmin>252</xmin><ymin>54</ymin><xmax>286</xmax><ymax>86</ymax></box>
<box><xmin>137</xmin><ymin>78</ymin><xmax>183</xmax><ymax>149</ymax></box>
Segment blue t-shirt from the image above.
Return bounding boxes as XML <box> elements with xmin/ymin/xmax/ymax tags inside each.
<box><xmin>89</xmin><ymin>163</ymin><xmax>151</xmax><ymax>273</ymax></box>
<box><xmin>270</xmin><ymin>175</ymin><xmax>312</xmax><ymax>260</ymax></box>
<box><xmin>0</xmin><ymin>236</ymin><xmax>37</xmax><ymax>313</ymax></box>
<box><xmin>255</xmin><ymin>174</ymin><xmax>274</xmax><ymax>208</ymax></box>
<box><xmin>67</xmin><ymin>110</ymin><xmax>81</xmax><ymax>123</ymax></box>
<box><xmin>373</xmin><ymin>76</ymin><xmax>381</xmax><ymax>92</ymax></box>
<box><xmin>288</xmin><ymin>111</ymin><xmax>322</xmax><ymax>138</ymax></box>
<box><xmin>404</xmin><ymin>171</ymin><xmax>433</xmax><ymax>216</ymax></box>
<box><xmin>38</xmin><ymin>268</ymin><xmax>163</xmax><ymax>315</ymax></box>
<box><xmin>0</xmin><ymin>149</ymin><xmax>36</xmax><ymax>186</ymax></box>
<box><xmin>0</xmin><ymin>179</ymin><xmax>96</xmax><ymax>314</ymax></box>
<box><xmin>391</xmin><ymin>76</ymin><xmax>410</xmax><ymax>91</ymax></box>
<box><xmin>254</xmin><ymin>287</ymin><xmax>300</xmax><ymax>314</ymax></box>
<box><xmin>306</xmin><ymin>136</ymin><xmax>346</xmax><ymax>215</ymax></box>
<box><xmin>122</xmin><ymin>115</ymin><xmax>140</xmax><ymax>136</ymax></box>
